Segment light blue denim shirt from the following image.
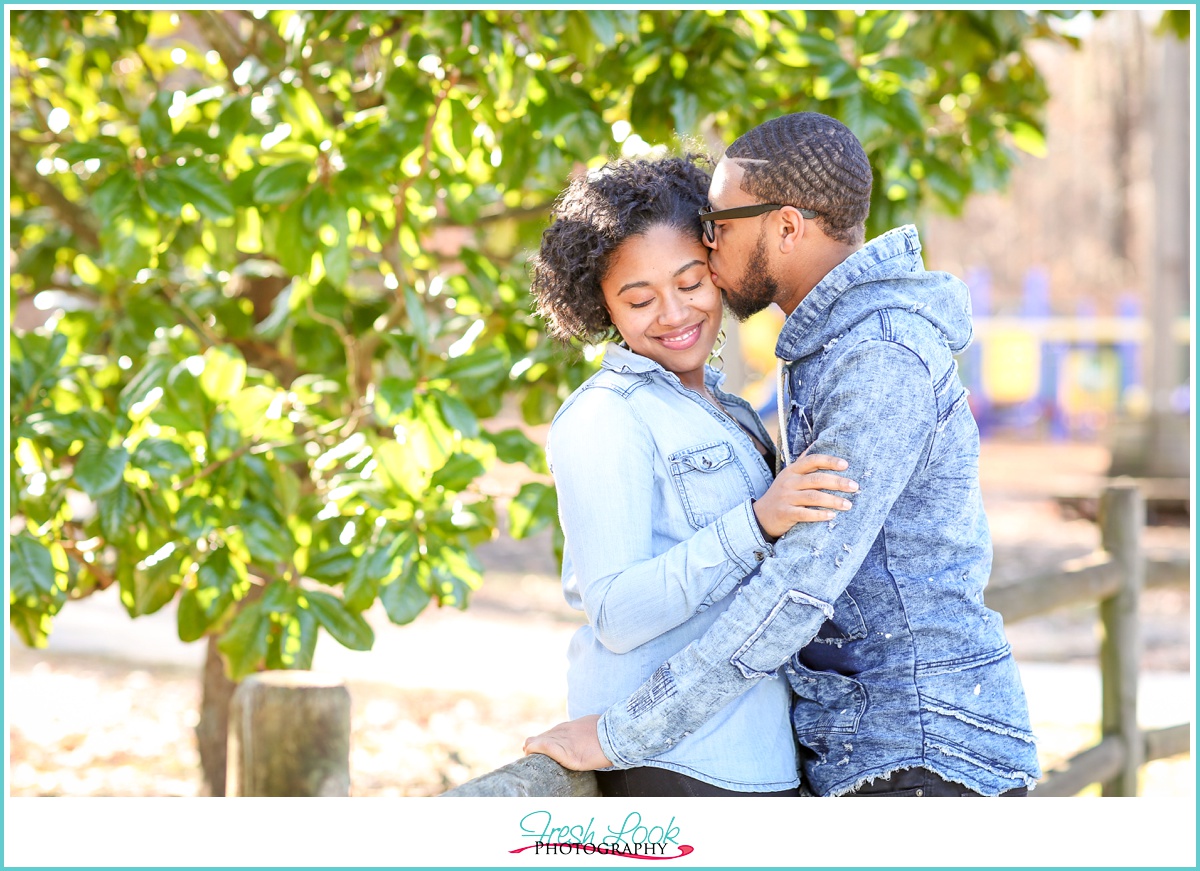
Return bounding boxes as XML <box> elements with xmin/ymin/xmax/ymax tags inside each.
<box><xmin>548</xmin><ymin>342</ymin><xmax>800</xmax><ymax>792</ymax></box>
<box><xmin>595</xmin><ymin>226</ymin><xmax>1042</xmax><ymax>796</ymax></box>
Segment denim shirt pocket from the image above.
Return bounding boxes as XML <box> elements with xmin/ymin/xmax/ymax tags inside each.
<box><xmin>668</xmin><ymin>441</ymin><xmax>754</xmax><ymax>530</ymax></box>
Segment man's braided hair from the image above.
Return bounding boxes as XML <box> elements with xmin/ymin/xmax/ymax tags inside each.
<box><xmin>726</xmin><ymin>112</ymin><xmax>872</xmax><ymax>246</ymax></box>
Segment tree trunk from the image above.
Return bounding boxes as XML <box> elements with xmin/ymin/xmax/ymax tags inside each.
<box><xmin>195</xmin><ymin>635</ymin><xmax>238</xmax><ymax>797</ymax></box>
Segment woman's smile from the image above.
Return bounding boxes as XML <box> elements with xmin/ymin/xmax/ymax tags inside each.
<box><xmin>655</xmin><ymin>322</ymin><xmax>703</xmax><ymax>350</ymax></box>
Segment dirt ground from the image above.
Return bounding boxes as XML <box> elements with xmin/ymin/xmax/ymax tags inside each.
<box><xmin>6</xmin><ymin>440</ymin><xmax>1193</xmax><ymax>798</ymax></box>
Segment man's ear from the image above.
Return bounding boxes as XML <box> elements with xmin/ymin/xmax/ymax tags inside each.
<box><xmin>777</xmin><ymin>206</ymin><xmax>807</xmax><ymax>254</ymax></box>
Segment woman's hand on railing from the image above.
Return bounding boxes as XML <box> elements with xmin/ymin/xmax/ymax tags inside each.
<box><xmin>524</xmin><ymin>715</ymin><xmax>612</xmax><ymax>770</ymax></box>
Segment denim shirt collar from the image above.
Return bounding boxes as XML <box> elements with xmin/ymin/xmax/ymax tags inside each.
<box><xmin>601</xmin><ymin>341</ymin><xmax>728</xmax><ymax>393</ymax></box>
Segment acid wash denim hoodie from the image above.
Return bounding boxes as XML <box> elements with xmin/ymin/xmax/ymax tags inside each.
<box><xmin>595</xmin><ymin>225</ymin><xmax>1042</xmax><ymax>796</ymax></box>
<box><xmin>548</xmin><ymin>342</ymin><xmax>800</xmax><ymax>792</ymax></box>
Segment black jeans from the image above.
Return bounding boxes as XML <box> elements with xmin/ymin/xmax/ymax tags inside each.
<box><xmin>841</xmin><ymin>767</ymin><xmax>1028</xmax><ymax>797</ymax></box>
<box><xmin>596</xmin><ymin>767</ymin><xmax>800</xmax><ymax>797</ymax></box>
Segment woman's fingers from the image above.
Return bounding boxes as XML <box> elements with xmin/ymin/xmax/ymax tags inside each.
<box><xmin>789</xmin><ymin>471</ymin><xmax>858</xmax><ymax>493</ymax></box>
<box><xmin>789</xmin><ymin>453</ymin><xmax>849</xmax><ymax>473</ymax></box>
<box><xmin>790</xmin><ymin>506</ymin><xmax>842</xmax><ymax>523</ymax></box>
<box><xmin>787</xmin><ymin>488</ymin><xmax>854</xmax><ymax>511</ymax></box>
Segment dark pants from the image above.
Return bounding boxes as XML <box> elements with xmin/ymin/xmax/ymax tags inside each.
<box><xmin>841</xmin><ymin>767</ymin><xmax>1028</xmax><ymax>797</ymax></box>
<box><xmin>596</xmin><ymin>767</ymin><xmax>800</xmax><ymax>797</ymax></box>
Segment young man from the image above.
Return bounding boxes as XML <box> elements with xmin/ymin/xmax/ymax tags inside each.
<box><xmin>525</xmin><ymin>112</ymin><xmax>1040</xmax><ymax>797</ymax></box>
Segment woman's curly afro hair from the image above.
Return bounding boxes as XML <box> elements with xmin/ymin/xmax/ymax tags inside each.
<box><xmin>529</xmin><ymin>153</ymin><xmax>712</xmax><ymax>345</ymax></box>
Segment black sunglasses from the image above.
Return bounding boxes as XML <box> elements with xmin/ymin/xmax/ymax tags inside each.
<box><xmin>698</xmin><ymin>203</ymin><xmax>818</xmax><ymax>244</ymax></box>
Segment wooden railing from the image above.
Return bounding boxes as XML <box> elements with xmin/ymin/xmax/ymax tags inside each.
<box><xmin>1014</xmin><ymin>483</ymin><xmax>1191</xmax><ymax>796</ymax></box>
<box><xmin>442</xmin><ymin>481</ymin><xmax>1190</xmax><ymax>798</ymax></box>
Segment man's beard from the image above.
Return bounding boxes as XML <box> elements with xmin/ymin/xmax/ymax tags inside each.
<box><xmin>722</xmin><ymin>230</ymin><xmax>779</xmax><ymax>322</ymax></box>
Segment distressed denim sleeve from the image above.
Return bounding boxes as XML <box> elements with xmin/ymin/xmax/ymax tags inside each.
<box><xmin>551</xmin><ymin>388</ymin><xmax>774</xmax><ymax>655</ymax></box>
<box><xmin>597</xmin><ymin>341</ymin><xmax>937</xmax><ymax>766</ymax></box>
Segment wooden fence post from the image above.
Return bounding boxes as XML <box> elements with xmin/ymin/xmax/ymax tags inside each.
<box><xmin>1097</xmin><ymin>483</ymin><xmax>1144</xmax><ymax>796</ymax></box>
<box><xmin>227</xmin><ymin>671</ymin><xmax>351</xmax><ymax>797</ymax></box>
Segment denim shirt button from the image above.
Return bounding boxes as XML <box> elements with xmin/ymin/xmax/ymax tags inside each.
<box><xmin>915</xmin><ymin>789</ymin><xmax>923</xmax><ymax>797</ymax></box>
<box><xmin>754</xmin><ymin>550</ymin><xmax>765</xmax><ymax>561</ymax></box>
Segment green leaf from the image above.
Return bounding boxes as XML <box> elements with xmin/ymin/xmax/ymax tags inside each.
<box><xmin>305</xmin><ymin>544</ymin><xmax>356</xmax><ymax>584</ymax></box>
<box><xmin>483</xmin><ymin>428</ymin><xmax>541</xmax><ymax>467</ymax></box>
<box><xmin>433</xmin><ymin>390</ymin><xmax>479</xmax><ymax>438</ymax></box>
<box><xmin>270</xmin><ymin>462</ymin><xmax>302</xmax><ymax>519</ymax></box>
<box><xmin>303</xmin><ymin>589</ymin><xmax>375</xmax><ymax>650</ymax></box>
<box><xmin>252</xmin><ymin>161</ymin><xmax>313</xmax><ymax>205</ymax></box>
<box><xmin>430</xmin><ymin>452</ymin><xmax>486</xmax><ymax>491</ymax></box>
<box><xmin>871</xmin><ymin>56</ymin><xmax>927</xmax><ymax>82</ymax></box>
<box><xmin>138</xmin><ymin>91</ymin><xmax>174</xmax><ymax>153</ymax></box>
<box><xmin>1009</xmin><ymin>121</ymin><xmax>1047</xmax><ymax>158</ymax></box>
<box><xmin>343</xmin><ymin>540</ymin><xmax>401</xmax><ymax>612</ymax></box>
<box><xmin>97</xmin><ymin>482</ymin><xmax>141</xmax><ymax>544</ymax></box>
<box><xmin>240</xmin><ymin>507</ymin><xmax>294</xmax><ymax>565</ymax></box>
<box><xmin>10</xmin><ymin>533</ymin><xmax>57</xmax><ymax>600</ymax></box>
<box><xmin>820</xmin><ymin>58</ymin><xmax>861</xmax><ymax>99</ymax></box>
<box><xmin>10</xmin><ymin>602</ymin><xmax>53</xmax><ymax>648</ymax></box>
<box><xmin>177</xmin><ymin>587</ymin><xmax>211</xmax><ymax>642</ymax></box>
<box><xmin>217</xmin><ymin>95</ymin><xmax>252</xmax><ymax>147</ymax></box>
<box><xmin>374</xmin><ymin>377</ymin><xmax>415</xmax><ymax>424</ymax></box>
<box><xmin>118</xmin><ymin>357</ymin><xmax>170</xmax><ymax>417</ymax></box>
<box><xmin>285</xmin><ymin>602</ymin><xmax>319</xmax><ymax>670</ymax></box>
<box><xmin>428</xmin><ymin>545</ymin><xmax>482</xmax><ymax>609</ymax></box>
<box><xmin>132</xmin><ymin>549</ymin><xmax>185</xmax><ymax>616</ymax></box>
<box><xmin>91</xmin><ymin>171</ymin><xmax>140</xmax><ymax>221</ymax></box>
<box><xmin>73</xmin><ymin>442</ymin><xmax>129</xmax><ymax>497</ymax></box>
<box><xmin>173</xmin><ymin>162</ymin><xmax>236</xmax><ymax>222</ymax></box>
<box><xmin>58</xmin><ymin>137</ymin><xmax>128</xmax><ymax>165</ymax></box>
<box><xmin>217</xmin><ymin>601</ymin><xmax>271</xmax><ymax>680</ymax></box>
<box><xmin>509</xmin><ymin>481</ymin><xmax>558</xmax><ymax>540</ymax></box>
<box><xmin>374</xmin><ymin>438</ymin><xmax>425</xmax><ymax>497</ymax></box>
<box><xmin>177</xmin><ymin>494</ymin><xmax>218</xmax><ymax>541</ymax></box>
<box><xmin>441</xmin><ymin>347</ymin><xmax>506</xmax><ymax>386</ymax></box>
<box><xmin>142</xmin><ymin>167</ymin><xmax>188</xmax><ymax>216</ymax></box>
<box><xmin>404</xmin><ymin>287</ymin><xmax>430</xmax><ymax>346</ymax></box>
<box><xmin>131</xmin><ymin>438</ymin><xmax>193</xmax><ymax>482</ymax></box>
<box><xmin>199</xmin><ymin>344</ymin><xmax>248</xmax><ymax>403</ymax></box>
<box><xmin>151</xmin><ymin>363</ymin><xmax>211</xmax><ymax>432</ymax></box>
<box><xmin>179</xmin><ymin>546</ymin><xmax>248</xmax><ymax>641</ymax></box>
<box><xmin>379</xmin><ymin>561</ymin><xmax>431</xmax><ymax>626</ymax></box>
<box><xmin>859</xmin><ymin>10</ymin><xmax>903</xmax><ymax>56</ymax></box>
<box><xmin>924</xmin><ymin>156</ymin><xmax>972</xmax><ymax>209</ymax></box>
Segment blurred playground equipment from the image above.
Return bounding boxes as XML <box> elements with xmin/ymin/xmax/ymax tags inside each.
<box><xmin>737</xmin><ymin>272</ymin><xmax>1190</xmax><ymax>445</ymax></box>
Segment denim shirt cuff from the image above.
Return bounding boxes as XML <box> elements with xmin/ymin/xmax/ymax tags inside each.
<box><xmin>596</xmin><ymin>710</ymin><xmax>638</xmax><ymax>769</ymax></box>
<box><xmin>715</xmin><ymin>499</ymin><xmax>775</xmax><ymax>578</ymax></box>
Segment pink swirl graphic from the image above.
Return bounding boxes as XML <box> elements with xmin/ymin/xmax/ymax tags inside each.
<box><xmin>508</xmin><ymin>843</ymin><xmax>694</xmax><ymax>860</ymax></box>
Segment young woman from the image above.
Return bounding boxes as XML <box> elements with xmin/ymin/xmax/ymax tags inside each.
<box><xmin>528</xmin><ymin>155</ymin><xmax>858</xmax><ymax>797</ymax></box>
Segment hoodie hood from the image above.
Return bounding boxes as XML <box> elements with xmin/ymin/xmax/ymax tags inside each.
<box><xmin>775</xmin><ymin>225</ymin><xmax>974</xmax><ymax>362</ymax></box>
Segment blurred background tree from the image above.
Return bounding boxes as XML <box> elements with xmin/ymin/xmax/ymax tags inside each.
<box><xmin>10</xmin><ymin>8</ymin><xmax>1149</xmax><ymax>793</ymax></box>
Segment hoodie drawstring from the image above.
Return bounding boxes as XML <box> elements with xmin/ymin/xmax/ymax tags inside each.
<box><xmin>775</xmin><ymin>358</ymin><xmax>791</xmax><ymax>470</ymax></box>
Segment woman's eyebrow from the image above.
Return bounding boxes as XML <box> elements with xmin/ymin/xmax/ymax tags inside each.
<box><xmin>617</xmin><ymin>260</ymin><xmax>706</xmax><ymax>295</ymax></box>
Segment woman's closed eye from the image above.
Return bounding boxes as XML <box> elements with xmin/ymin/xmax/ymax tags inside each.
<box><xmin>680</xmin><ymin>280</ymin><xmax>703</xmax><ymax>293</ymax></box>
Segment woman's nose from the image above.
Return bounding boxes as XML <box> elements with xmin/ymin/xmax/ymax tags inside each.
<box><xmin>658</xmin><ymin>294</ymin><xmax>689</xmax><ymax>324</ymax></box>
